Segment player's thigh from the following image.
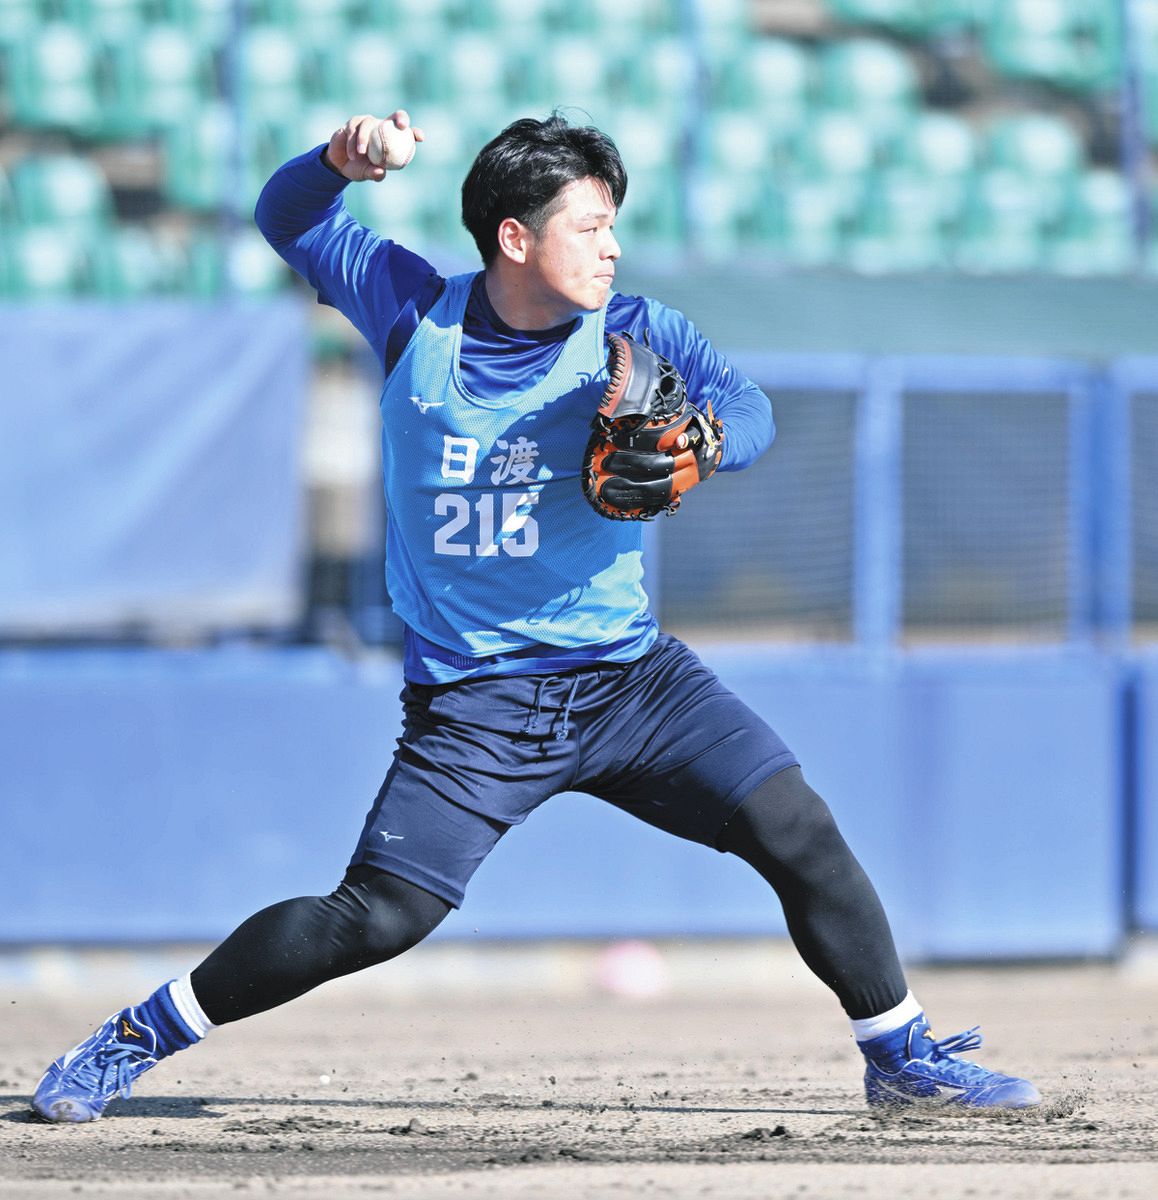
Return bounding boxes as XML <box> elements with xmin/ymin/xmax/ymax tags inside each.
<box><xmin>349</xmin><ymin>678</ymin><xmax>572</xmax><ymax>907</ymax></box>
<box><xmin>582</xmin><ymin>634</ymin><xmax>798</xmax><ymax>847</ymax></box>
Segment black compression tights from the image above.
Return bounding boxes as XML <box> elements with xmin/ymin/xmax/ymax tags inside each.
<box><xmin>190</xmin><ymin>866</ymin><xmax>450</xmax><ymax>1026</ymax></box>
<box><xmin>718</xmin><ymin>766</ymin><xmax>909</xmax><ymax>1020</ymax></box>
<box><xmin>191</xmin><ymin>768</ymin><xmax>905</xmax><ymax>1028</ymax></box>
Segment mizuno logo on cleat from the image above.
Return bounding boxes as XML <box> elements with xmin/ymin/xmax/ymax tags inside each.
<box><xmin>121</xmin><ymin>1019</ymin><xmax>141</xmax><ymax>1039</ymax></box>
<box><xmin>875</xmin><ymin>1079</ymin><xmax>959</xmax><ymax>1105</ymax></box>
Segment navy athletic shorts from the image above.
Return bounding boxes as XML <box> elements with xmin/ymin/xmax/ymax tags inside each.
<box><xmin>349</xmin><ymin>633</ymin><xmax>798</xmax><ymax>907</ymax></box>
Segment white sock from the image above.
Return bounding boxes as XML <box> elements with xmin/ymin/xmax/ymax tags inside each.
<box><xmin>167</xmin><ymin>973</ymin><xmax>217</xmax><ymax>1041</ymax></box>
<box><xmin>850</xmin><ymin>991</ymin><xmax>923</xmax><ymax>1044</ymax></box>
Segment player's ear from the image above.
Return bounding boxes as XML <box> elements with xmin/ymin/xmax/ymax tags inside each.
<box><xmin>495</xmin><ymin>217</ymin><xmax>531</xmax><ymax>265</ymax></box>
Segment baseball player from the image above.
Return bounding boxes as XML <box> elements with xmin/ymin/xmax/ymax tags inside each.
<box><xmin>32</xmin><ymin>111</ymin><xmax>1039</xmax><ymax>1122</ymax></box>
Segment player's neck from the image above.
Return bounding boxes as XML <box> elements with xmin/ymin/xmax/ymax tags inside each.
<box><xmin>482</xmin><ymin>265</ymin><xmax>579</xmax><ymax>333</ymax></box>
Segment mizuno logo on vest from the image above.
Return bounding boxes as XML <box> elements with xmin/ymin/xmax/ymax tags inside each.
<box><xmin>411</xmin><ymin>396</ymin><xmax>445</xmax><ymax>414</ymax></box>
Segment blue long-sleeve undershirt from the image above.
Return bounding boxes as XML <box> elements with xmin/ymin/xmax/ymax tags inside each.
<box><xmin>255</xmin><ymin>148</ymin><xmax>775</xmax><ymax>472</ymax></box>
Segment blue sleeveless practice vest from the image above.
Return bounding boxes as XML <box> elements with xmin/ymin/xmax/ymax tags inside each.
<box><xmin>379</xmin><ymin>271</ymin><xmax>654</xmax><ymax>662</ymax></box>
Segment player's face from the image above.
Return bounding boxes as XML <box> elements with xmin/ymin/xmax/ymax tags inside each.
<box><xmin>524</xmin><ymin>176</ymin><xmax>620</xmax><ymax>322</ymax></box>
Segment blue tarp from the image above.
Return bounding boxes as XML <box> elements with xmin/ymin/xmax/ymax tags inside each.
<box><xmin>0</xmin><ymin>302</ymin><xmax>309</xmax><ymax>635</ymax></box>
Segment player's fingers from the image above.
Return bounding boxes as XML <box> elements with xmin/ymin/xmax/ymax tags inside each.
<box><xmin>343</xmin><ymin>115</ymin><xmax>373</xmax><ymax>161</ymax></box>
<box><xmin>327</xmin><ymin>126</ymin><xmax>348</xmax><ymax>166</ymax></box>
<box><xmin>355</xmin><ymin>115</ymin><xmax>380</xmax><ymax>158</ymax></box>
<box><xmin>386</xmin><ymin>110</ymin><xmax>423</xmax><ymax>142</ymax></box>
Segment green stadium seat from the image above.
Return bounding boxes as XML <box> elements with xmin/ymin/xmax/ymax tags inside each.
<box><xmin>387</xmin><ymin>0</ymin><xmax>458</xmax><ymax>35</ymax></box>
<box><xmin>342</xmin><ymin>165</ymin><xmax>447</xmax><ymax>252</ymax></box>
<box><xmin>697</xmin><ymin>0</ymin><xmax>751</xmax><ymax>44</ymax></box>
<box><xmin>462</xmin><ymin>0</ymin><xmax>556</xmax><ymax>34</ymax></box>
<box><xmin>1132</xmin><ymin>3</ymin><xmax>1158</xmax><ymax>142</ymax></box>
<box><xmin>613</xmin><ymin>167</ymin><xmax>684</xmax><ymax>252</ymax></box>
<box><xmin>825</xmin><ymin>0</ymin><xmax>948</xmax><ymax>37</ymax></box>
<box><xmin>887</xmin><ymin>110</ymin><xmax>976</xmax><ymax>218</ymax></box>
<box><xmin>708</xmin><ymin>37</ymin><xmax>813</xmax><ymax>135</ymax></box>
<box><xmin>0</xmin><ymin>0</ymin><xmax>38</xmax><ymax>46</ymax></box>
<box><xmin>846</xmin><ymin>168</ymin><xmax>952</xmax><ymax>272</ymax></box>
<box><xmin>605</xmin><ymin>108</ymin><xmax>682</xmax><ymax>173</ymax></box>
<box><xmin>292</xmin><ymin>102</ymin><xmax>352</xmax><ymax>153</ymax></box>
<box><xmin>9</xmin><ymin>154</ymin><xmax>115</xmax><ymax>231</ymax></box>
<box><xmin>1135</xmin><ymin>0</ymin><xmax>1158</xmax><ymax>54</ymax></box>
<box><xmin>64</xmin><ymin>0</ymin><xmax>153</xmax><ymax>37</ymax></box>
<box><xmin>258</xmin><ymin>0</ymin><xmax>362</xmax><ymax>37</ymax></box>
<box><xmin>953</xmin><ymin>168</ymin><xmax>1045</xmax><ymax>273</ymax></box>
<box><xmin>359</xmin><ymin>0</ymin><xmax>399</xmax><ymax>29</ymax></box>
<box><xmin>445</xmin><ymin>33</ymin><xmax>513</xmax><ymax>103</ymax></box>
<box><xmin>2</xmin><ymin>228</ymin><xmax>91</xmax><ymax>297</ymax></box>
<box><xmin>817</xmin><ymin>37</ymin><xmax>919</xmax><ymax>135</ymax></box>
<box><xmin>0</xmin><ymin>161</ymin><xmax>13</xmax><ymax>224</ymax></box>
<box><xmin>159</xmin><ymin>0</ymin><xmax>233</xmax><ymax>45</ymax></box>
<box><xmin>1049</xmin><ymin>168</ymin><xmax>1134</xmax><ymax>276</ymax></box>
<box><xmin>985</xmin><ymin>112</ymin><xmax>1082</xmax><ymax>222</ymax></box>
<box><xmin>982</xmin><ymin>0</ymin><xmax>1121</xmax><ymax>92</ymax></box>
<box><xmin>163</xmin><ymin>103</ymin><xmax>271</xmax><ymax>212</ymax></box>
<box><xmin>699</xmin><ymin>110</ymin><xmax>776</xmax><ymax>174</ymax></box>
<box><xmin>402</xmin><ymin>105</ymin><xmax>470</xmax><ymax>172</ymax></box>
<box><xmin>90</xmin><ymin>224</ymin><xmax>186</xmax><ymax>297</ymax></box>
<box><xmin>689</xmin><ymin>174</ymin><xmax>763</xmax><ymax>262</ymax></box>
<box><xmin>400</xmin><ymin>34</ymin><xmax>521</xmax><ymax>107</ymax></box>
<box><xmin>257</xmin><ymin>102</ymin><xmax>349</xmax><ymax>171</ymax></box>
<box><xmin>890</xmin><ymin>110</ymin><xmax>975</xmax><ymax>175</ymax></box>
<box><xmin>315</xmin><ymin>30</ymin><xmax>408</xmax><ymax>109</ymax></box>
<box><xmin>790</xmin><ymin>111</ymin><xmax>877</xmax><ymax>194</ymax></box>
<box><xmin>617</xmin><ymin>34</ymin><xmax>697</xmax><ymax>110</ymax></box>
<box><xmin>554</xmin><ymin>0</ymin><xmax>669</xmax><ymax>36</ymax></box>
<box><xmin>103</xmin><ymin>26</ymin><xmax>216</xmax><ymax>137</ymax></box>
<box><xmin>5</xmin><ymin>24</ymin><xmax>103</xmax><ymax>134</ymax></box>
<box><xmin>238</xmin><ymin>24</ymin><xmax>310</xmax><ymax>120</ymax></box>
<box><xmin>760</xmin><ymin>176</ymin><xmax>849</xmax><ymax>267</ymax></box>
<box><xmin>986</xmin><ymin>112</ymin><xmax>1082</xmax><ymax>177</ymax></box>
<box><xmin>188</xmin><ymin>229</ymin><xmax>294</xmax><ymax>297</ymax></box>
<box><xmin>522</xmin><ymin>35</ymin><xmax>615</xmax><ymax>112</ymax></box>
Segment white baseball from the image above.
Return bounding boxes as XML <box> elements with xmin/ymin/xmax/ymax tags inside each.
<box><xmin>368</xmin><ymin>119</ymin><xmax>416</xmax><ymax>170</ymax></box>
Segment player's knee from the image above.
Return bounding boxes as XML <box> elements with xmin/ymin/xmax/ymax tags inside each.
<box><xmin>722</xmin><ymin>767</ymin><xmax>852</xmax><ymax>881</ymax></box>
<box><xmin>336</xmin><ymin>865</ymin><xmax>451</xmax><ymax>962</ymax></box>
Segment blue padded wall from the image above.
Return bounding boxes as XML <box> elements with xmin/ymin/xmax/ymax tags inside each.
<box><xmin>0</xmin><ymin>645</ymin><xmax>1123</xmax><ymax>957</ymax></box>
<box><xmin>1132</xmin><ymin>653</ymin><xmax>1158</xmax><ymax>930</ymax></box>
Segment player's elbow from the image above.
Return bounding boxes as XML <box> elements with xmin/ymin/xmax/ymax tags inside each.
<box><xmin>719</xmin><ymin>389</ymin><xmax>775</xmax><ymax>472</ymax></box>
<box><xmin>754</xmin><ymin>391</ymin><xmax>776</xmax><ymax>455</ymax></box>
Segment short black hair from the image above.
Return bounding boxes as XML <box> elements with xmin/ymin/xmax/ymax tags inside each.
<box><xmin>461</xmin><ymin>113</ymin><xmax>628</xmax><ymax>266</ymax></box>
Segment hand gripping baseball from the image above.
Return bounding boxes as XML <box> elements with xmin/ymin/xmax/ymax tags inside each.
<box><xmin>325</xmin><ymin>111</ymin><xmax>423</xmax><ymax>182</ymax></box>
<box><xmin>582</xmin><ymin>334</ymin><xmax>724</xmax><ymax>520</ymax></box>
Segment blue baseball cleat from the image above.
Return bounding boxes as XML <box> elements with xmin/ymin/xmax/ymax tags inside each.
<box><xmin>32</xmin><ymin>1007</ymin><xmax>161</xmax><ymax>1123</ymax></box>
<box><xmin>860</xmin><ymin>1015</ymin><xmax>1041</xmax><ymax>1109</ymax></box>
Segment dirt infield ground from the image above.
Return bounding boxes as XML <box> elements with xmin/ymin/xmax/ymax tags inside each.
<box><xmin>2</xmin><ymin>944</ymin><xmax>1156</xmax><ymax>1199</ymax></box>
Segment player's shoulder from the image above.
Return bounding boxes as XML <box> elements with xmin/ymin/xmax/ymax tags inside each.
<box><xmin>606</xmin><ymin>292</ymin><xmax>703</xmax><ymax>365</ymax></box>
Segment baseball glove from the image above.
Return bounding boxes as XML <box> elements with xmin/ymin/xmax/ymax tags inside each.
<box><xmin>582</xmin><ymin>333</ymin><xmax>724</xmax><ymax>520</ymax></box>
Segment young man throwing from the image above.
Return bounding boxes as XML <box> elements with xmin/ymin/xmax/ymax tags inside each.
<box><xmin>32</xmin><ymin>111</ymin><xmax>1040</xmax><ymax>1122</ymax></box>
